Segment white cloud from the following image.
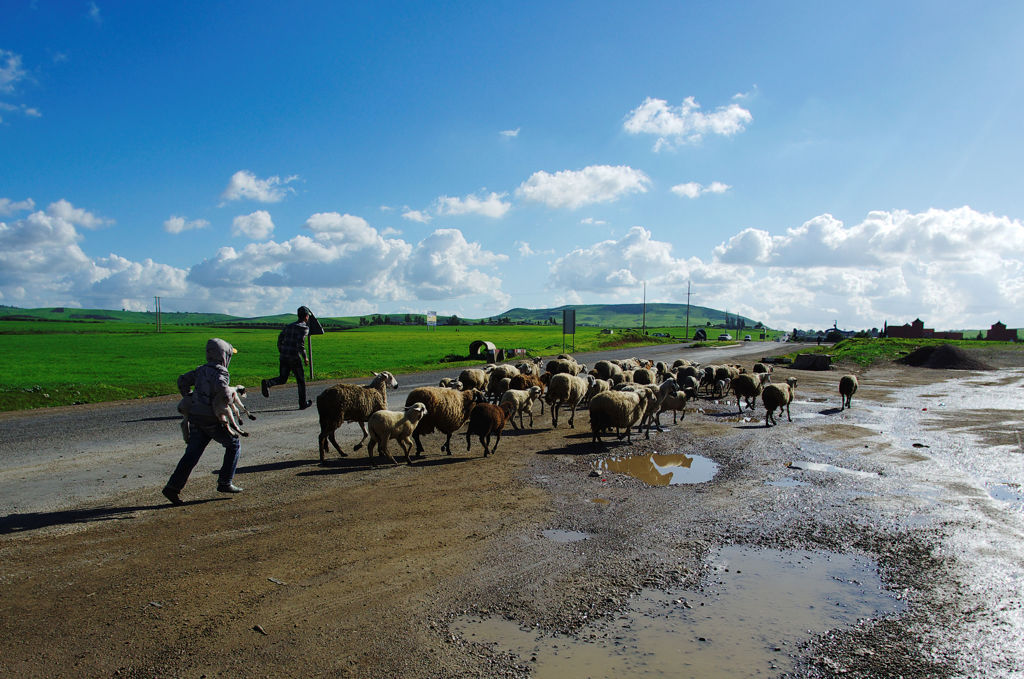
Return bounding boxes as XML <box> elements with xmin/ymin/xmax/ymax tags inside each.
<box><xmin>548</xmin><ymin>226</ymin><xmax>689</xmax><ymax>294</ymax></box>
<box><xmin>0</xmin><ymin>197</ymin><xmax>35</xmax><ymax>216</ymax></box>
<box><xmin>46</xmin><ymin>199</ymin><xmax>110</xmax><ymax>229</ymax></box>
<box><xmin>624</xmin><ymin>95</ymin><xmax>752</xmax><ymax>151</ymax></box>
<box><xmin>500</xmin><ymin>128</ymin><xmax>520</xmax><ymax>137</ymax></box>
<box><xmin>231</xmin><ymin>210</ymin><xmax>274</xmax><ymax>239</ymax></box>
<box><xmin>0</xmin><ymin>50</ymin><xmax>26</xmax><ymax>94</ymax></box>
<box><xmin>163</xmin><ymin>215</ymin><xmax>209</xmax><ymax>234</ymax></box>
<box><xmin>88</xmin><ymin>2</ymin><xmax>102</xmax><ymax>24</ymax></box>
<box><xmin>515</xmin><ymin>241</ymin><xmax>553</xmax><ymax>257</ymax></box>
<box><xmin>671</xmin><ymin>181</ymin><xmax>732</xmax><ymax>199</ymax></box>
<box><xmin>580</xmin><ymin>217</ymin><xmax>607</xmax><ymax>225</ymax></box>
<box><xmin>516</xmin><ymin>165</ymin><xmax>651</xmax><ymax>209</ymax></box>
<box><xmin>435</xmin><ymin>191</ymin><xmax>511</xmax><ymax>218</ymax></box>
<box><xmin>220</xmin><ymin>170</ymin><xmax>299</xmax><ymax>204</ymax></box>
<box><xmin>402</xmin><ymin>208</ymin><xmax>432</xmax><ymax>223</ymax></box>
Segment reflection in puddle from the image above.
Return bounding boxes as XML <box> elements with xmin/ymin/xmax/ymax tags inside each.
<box><xmin>787</xmin><ymin>461</ymin><xmax>878</xmax><ymax>478</ymax></box>
<box><xmin>595</xmin><ymin>452</ymin><xmax>719</xmax><ymax>486</ymax></box>
<box><xmin>454</xmin><ymin>546</ymin><xmax>902</xmax><ymax>678</ymax></box>
<box><xmin>986</xmin><ymin>482</ymin><xmax>1024</xmax><ymax>510</ymax></box>
<box><xmin>542</xmin><ymin>529</ymin><xmax>590</xmax><ymax>543</ymax></box>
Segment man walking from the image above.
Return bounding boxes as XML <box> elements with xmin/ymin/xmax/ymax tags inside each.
<box><xmin>262</xmin><ymin>306</ymin><xmax>313</xmax><ymax>409</ymax></box>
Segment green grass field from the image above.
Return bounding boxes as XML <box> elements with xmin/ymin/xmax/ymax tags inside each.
<box><xmin>0</xmin><ymin>322</ymin><xmax>718</xmax><ymax>411</ymax></box>
<box><xmin>779</xmin><ymin>337</ymin><xmax>1024</xmax><ymax>367</ymax></box>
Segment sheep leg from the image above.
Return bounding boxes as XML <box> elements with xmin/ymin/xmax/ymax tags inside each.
<box><xmin>482</xmin><ymin>433</ymin><xmax>491</xmax><ymax>457</ymax></box>
<box><xmin>465</xmin><ymin>430</ymin><xmax>473</xmax><ymax>452</ymax></box>
<box><xmin>380</xmin><ymin>437</ymin><xmax>399</xmax><ymax>466</ymax></box>
<box><xmin>785</xmin><ymin>403</ymin><xmax>792</xmax><ymax>422</ymax></box>
<box><xmin>399</xmin><ymin>437</ymin><xmax>414</xmax><ymax>465</ymax></box>
<box><xmin>568</xmin><ymin>404</ymin><xmax>577</xmax><ymax>428</ymax></box>
<box><xmin>413</xmin><ymin>432</ymin><xmax>426</xmax><ymax>455</ymax></box>
<box><xmin>232</xmin><ymin>394</ymin><xmax>256</xmax><ymax>421</ymax></box>
<box><xmin>327</xmin><ymin>432</ymin><xmax>347</xmax><ymax>457</ymax></box>
<box><xmin>352</xmin><ymin>422</ymin><xmax>369</xmax><ymax>450</ymax></box>
<box><xmin>443</xmin><ymin>433</ymin><xmax>453</xmax><ymax>455</ymax></box>
<box><xmin>492</xmin><ymin>430</ymin><xmax>502</xmax><ymax>455</ymax></box>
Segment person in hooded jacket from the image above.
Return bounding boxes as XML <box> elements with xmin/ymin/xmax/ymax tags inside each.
<box><xmin>163</xmin><ymin>338</ymin><xmax>244</xmax><ymax>505</ymax></box>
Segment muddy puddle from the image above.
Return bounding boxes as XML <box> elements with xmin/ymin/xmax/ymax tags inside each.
<box><xmin>594</xmin><ymin>452</ymin><xmax>719</xmax><ymax>486</ymax></box>
<box><xmin>454</xmin><ymin>545</ymin><xmax>901</xmax><ymax>677</ymax></box>
<box><xmin>787</xmin><ymin>460</ymin><xmax>878</xmax><ymax>479</ymax></box>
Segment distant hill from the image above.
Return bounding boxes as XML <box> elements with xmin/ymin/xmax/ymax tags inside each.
<box><xmin>0</xmin><ymin>303</ymin><xmax>765</xmax><ymax>330</ymax></box>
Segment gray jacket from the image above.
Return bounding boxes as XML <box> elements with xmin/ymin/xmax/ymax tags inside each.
<box><xmin>178</xmin><ymin>338</ymin><xmax>234</xmax><ymax>418</ymax></box>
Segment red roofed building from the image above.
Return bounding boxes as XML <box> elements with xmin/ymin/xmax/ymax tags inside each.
<box><xmin>883</xmin><ymin>319</ymin><xmax>963</xmax><ymax>340</ymax></box>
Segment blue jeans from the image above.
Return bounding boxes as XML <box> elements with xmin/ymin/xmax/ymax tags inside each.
<box><xmin>167</xmin><ymin>415</ymin><xmax>240</xmax><ymax>491</ymax></box>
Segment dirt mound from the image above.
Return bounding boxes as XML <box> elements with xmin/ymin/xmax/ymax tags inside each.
<box><xmin>897</xmin><ymin>344</ymin><xmax>994</xmax><ymax>370</ymax></box>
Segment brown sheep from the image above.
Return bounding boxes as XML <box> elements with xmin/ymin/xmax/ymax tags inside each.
<box><xmin>465</xmin><ymin>401</ymin><xmax>516</xmax><ymax>456</ymax></box>
<box><xmin>839</xmin><ymin>374</ymin><xmax>859</xmax><ymax>410</ymax></box>
<box><xmin>316</xmin><ymin>371</ymin><xmax>399</xmax><ymax>463</ymax></box>
<box><xmin>763</xmin><ymin>377</ymin><xmax>798</xmax><ymax>426</ymax></box>
<box><xmin>405</xmin><ymin>387</ymin><xmax>485</xmax><ymax>455</ymax></box>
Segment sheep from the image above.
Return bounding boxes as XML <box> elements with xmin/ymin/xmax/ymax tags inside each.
<box><xmin>465</xmin><ymin>401</ymin><xmax>516</xmax><ymax>456</ymax></box>
<box><xmin>177</xmin><ymin>384</ymin><xmax>255</xmax><ymax>442</ymax></box>
<box><xmin>438</xmin><ymin>377</ymin><xmax>462</xmax><ymax>389</ymax></box>
<box><xmin>545</xmin><ymin>373</ymin><xmax>589</xmax><ymax>428</ymax></box>
<box><xmin>509</xmin><ymin>373</ymin><xmax>546</xmax><ymax>413</ymax></box>
<box><xmin>731</xmin><ymin>372</ymin><xmax>771</xmax><ymax>413</ymax></box>
<box><xmin>700</xmin><ymin>366</ymin><xmax>719</xmax><ymax>394</ymax></box>
<box><xmin>712</xmin><ymin>377</ymin><xmax>731</xmax><ymax>398</ymax></box>
<box><xmin>672</xmin><ymin>358</ymin><xmax>694</xmax><ymax>370</ymax></box>
<box><xmin>715</xmin><ymin>365</ymin><xmax>741</xmax><ymax>384</ymax></box>
<box><xmin>645</xmin><ymin>378</ymin><xmax>680</xmax><ymax>431</ymax></box>
<box><xmin>487</xmin><ymin>366</ymin><xmax>520</xmax><ymax>401</ymax></box>
<box><xmin>753</xmin><ymin>362</ymin><xmax>773</xmax><ymax>374</ymax></box>
<box><xmin>591</xmin><ymin>359</ymin><xmax>624</xmax><ymax>382</ymax></box>
<box><xmin>632</xmin><ymin>367</ymin><xmax>656</xmax><ymax>385</ymax></box>
<box><xmin>316</xmin><ymin>371</ymin><xmax>399</xmax><ymax>463</ymax></box>
<box><xmin>405</xmin><ymin>387</ymin><xmax>485</xmax><ymax>455</ymax></box>
<box><xmin>366</xmin><ymin>402</ymin><xmax>429</xmax><ymax>465</ymax></box>
<box><xmin>486</xmin><ymin>376</ymin><xmax>513</xmax><ymax>403</ymax></box>
<box><xmin>458</xmin><ymin>368</ymin><xmax>488</xmax><ymax>391</ymax></box>
<box><xmin>839</xmin><ymin>374</ymin><xmax>859</xmax><ymax>410</ymax></box>
<box><xmin>588</xmin><ymin>389</ymin><xmax>657</xmax><ymax>444</ymax></box>
<box><xmin>515</xmin><ymin>358</ymin><xmax>543</xmax><ymax>378</ymax></box>
<box><xmin>657</xmin><ymin>390</ymin><xmax>689</xmax><ymax>424</ymax></box>
<box><xmin>763</xmin><ymin>377</ymin><xmax>798</xmax><ymax>426</ymax></box>
<box><xmin>499</xmin><ymin>385</ymin><xmax>543</xmax><ymax>429</ymax></box>
<box><xmin>546</xmin><ymin>357</ymin><xmax>583</xmax><ymax>376</ymax></box>
<box><xmin>679</xmin><ymin>374</ymin><xmax>701</xmax><ymax>397</ymax></box>
<box><xmin>583</xmin><ymin>374</ymin><xmax>612</xmax><ymax>405</ymax></box>
<box><xmin>677</xmin><ymin>365</ymin><xmax>701</xmax><ymax>381</ymax></box>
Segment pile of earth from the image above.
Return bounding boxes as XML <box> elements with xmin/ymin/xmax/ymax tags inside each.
<box><xmin>897</xmin><ymin>344</ymin><xmax>994</xmax><ymax>370</ymax></box>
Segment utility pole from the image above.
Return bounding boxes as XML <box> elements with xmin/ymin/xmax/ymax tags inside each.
<box><xmin>641</xmin><ymin>281</ymin><xmax>647</xmax><ymax>335</ymax></box>
<box><xmin>154</xmin><ymin>296</ymin><xmax>161</xmax><ymax>332</ymax></box>
<box><xmin>684</xmin><ymin>280</ymin><xmax>691</xmax><ymax>340</ymax></box>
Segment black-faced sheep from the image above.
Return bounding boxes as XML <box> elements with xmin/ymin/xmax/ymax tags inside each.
<box><xmin>731</xmin><ymin>372</ymin><xmax>771</xmax><ymax>413</ymax></box>
<box><xmin>763</xmin><ymin>377</ymin><xmax>798</xmax><ymax>427</ymax></box>
<box><xmin>405</xmin><ymin>387</ymin><xmax>485</xmax><ymax>455</ymax></box>
<box><xmin>588</xmin><ymin>389</ymin><xmax>657</xmax><ymax>444</ymax></box>
<box><xmin>316</xmin><ymin>371</ymin><xmax>399</xmax><ymax>463</ymax></box>
<box><xmin>839</xmin><ymin>374</ymin><xmax>858</xmax><ymax>409</ymax></box>
<box><xmin>545</xmin><ymin>373</ymin><xmax>589</xmax><ymax>428</ymax></box>
<box><xmin>366</xmin><ymin>402</ymin><xmax>428</xmax><ymax>465</ymax></box>
<box><xmin>499</xmin><ymin>386</ymin><xmax>543</xmax><ymax>429</ymax></box>
<box><xmin>465</xmin><ymin>401</ymin><xmax>515</xmax><ymax>456</ymax></box>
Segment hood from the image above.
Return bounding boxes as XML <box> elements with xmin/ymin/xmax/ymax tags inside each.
<box><xmin>205</xmin><ymin>338</ymin><xmax>236</xmax><ymax>369</ymax></box>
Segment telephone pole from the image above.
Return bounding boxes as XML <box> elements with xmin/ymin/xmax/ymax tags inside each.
<box><xmin>154</xmin><ymin>296</ymin><xmax>162</xmax><ymax>333</ymax></box>
<box><xmin>641</xmin><ymin>281</ymin><xmax>647</xmax><ymax>335</ymax></box>
<box><xmin>684</xmin><ymin>280</ymin><xmax>691</xmax><ymax>339</ymax></box>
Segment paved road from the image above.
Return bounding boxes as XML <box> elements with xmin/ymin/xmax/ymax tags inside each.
<box><xmin>0</xmin><ymin>340</ymin><xmax>782</xmax><ymax>516</ymax></box>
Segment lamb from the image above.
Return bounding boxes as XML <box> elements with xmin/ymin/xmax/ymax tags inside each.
<box><xmin>712</xmin><ymin>377</ymin><xmax>731</xmax><ymax>398</ymax></box>
<box><xmin>545</xmin><ymin>372</ymin><xmax>589</xmax><ymax>428</ymax></box>
<box><xmin>499</xmin><ymin>386</ymin><xmax>543</xmax><ymax>429</ymax></box>
<box><xmin>177</xmin><ymin>384</ymin><xmax>255</xmax><ymax>442</ymax></box>
<box><xmin>839</xmin><ymin>374</ymin><xmax>859</xmax><ymax>410</ymax></box>
<box><xmin>583</xmin><ymin>374</ymin><xmax>612</xmax><ymax>405</ymax></box>
<box><xmin>509</xmin><ymin>373</ymin><xmax>546</xmax><ymax>413</ymax></box>
<box><xmin>644</xmin><ymin>378</ymin><xmax>680</xmax><ymax>431</ymax></box>
<box><xmin>465</xmin><ymin>401</ymin><xmax>516</xmax><ymax>456</ymax></box>
<box><xmin>365</xmin><ymin>402</ymin><xmax>429</xmax><ymax>465</ymax></box>
<box><xmin>458</xmin><ymin>368</ymin><xmax>488</xmax><ymax>391</ymax></box>
<box><xmin>438</xmin><ymin>377</ymin><xmax>462</xmax><ymax>389</ymax></box>
<box><xmin>316</xmin><ymin>371</ymin><xmax>399</xmax><ymax>463</ymax></box>
<box><xmin>588</xmin><ymin>389</ymin><xmax>657</xmax><ymax>444</ymax></box>
<box><xmin>731</xmin><ymin>372</ymin><xmax>771</xmax><ymax>413</ymax></box>
<box><xmin>405</xmin><ymin>387</ymin><xmax>485</xmax><ymax>455</ymax></box>
<box><xmin>762</xmin><ymin>377</ymin><xmax>798</xmax><ymax>427</ymax></box>
<box><xmin>657</xmin><ymin>390</ymin><xmax>689</xmax><ymax>424</ymax></box>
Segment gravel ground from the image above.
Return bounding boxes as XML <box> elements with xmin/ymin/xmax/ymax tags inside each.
<box><xmin>1</xmin><ymin>343</ymin><xmax>1022</xmax><ymax>678</ymax></box>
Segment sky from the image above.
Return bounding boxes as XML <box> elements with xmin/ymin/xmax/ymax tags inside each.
<box><xmin>2</xmin><ymin>1</ymin><xmax>1024</xmax><ymax>331</ymax></box>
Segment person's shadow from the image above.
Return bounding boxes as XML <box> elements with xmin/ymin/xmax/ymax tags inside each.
<box><xmin>0</xmin><ymin>499</ymin><xmax>223</xmax><ymax>535</ymax></box>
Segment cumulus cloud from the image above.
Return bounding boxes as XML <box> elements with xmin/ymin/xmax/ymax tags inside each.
<box><xmin>231</xmin><ymin>210</ymin><xmax>274</xmax><ymax>239</ymax></box>
<box><xmin>624</xmin><ymin>95</ymin><xmax>752</xmax><ymax>151</ymax></box>
<box><xmin>402</xmin><ymin>208</ymin><xmax>432</xmax><ymax>223</ymax></box>
<box><xmin>516</xmin><ymin>165</ymin><xmax>651</xmax><ymax>209</ymax></box>
<box><xmin>515</xmin><ymin>241</ymin><xmax>553</xmax><ymax>257</ymax></box>
<box><xmin>220</xmin><ymin>170</ymin><xmax>299</xmax><ymax>204</ymax></box>
<box><xmin>500</xmin><ymin>128</ymin><xmax>520</xmax><ymax>137</ymax></box>
<box><xmin>46</xmin><ymin>200</ymin><xmax>111</xmax><ymax>229</ymax></box>
<box><xmin>0</xmin><ymin>197</ymin><xmax>35</xmax><ymax>216</ymax></box>
<box><xmin>164</xmin><ymin>215</ymin><xmax>209</xmax><ymax>234</ymax></box>
<box><xmin>435</xmin><ymin>191</ymin><xmax>511</xmax><ymax>218</ymax></box>
<box><xmin>671</xmin><ymin>181</ymin><xmax>732</xmax><ymax>198</ymax></box>
<box><xmin>580</xmin><ymin>217</ymin><xmax>607</xmax><ymax>225</ymax></box>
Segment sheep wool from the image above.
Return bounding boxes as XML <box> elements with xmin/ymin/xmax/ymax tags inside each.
<box><xmin>316</xmin><ymin>371</ymin><xmax>399</xmax><ymax>463</ymax></box>
<box><xmin>406</xmin><ymin>387</ymin><xmax>483</xmax><ymax>455</ymax></box>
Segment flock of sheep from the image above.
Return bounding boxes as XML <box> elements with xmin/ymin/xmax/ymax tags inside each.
<box><xmin>301</xmin><ymin>355</ymin><xmax>862</xmax><ymax>465</ymax></box>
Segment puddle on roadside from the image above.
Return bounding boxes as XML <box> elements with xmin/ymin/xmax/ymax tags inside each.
<box><xmin>454</xmin><ymin>545</ymin><xmax>901</xmax><ymax>678</ymax></box>
<box><xmin>542</xmin><ymin>529</ymin><xmax>590</xmax><ymax>543</ymax></box>
<box><xmin>594</xmin><ymin>452</ymin><xmax>719</xmax><ymax>486</ymax></box>
<box><xmin>787</xmin><ymin>461</ymin><xmax>878</xmax><ymax>479</ymax></box>
<box><xmin>986</xmin><ymin>482</ymin><xmax>1024</xmax><ymax>510</ymax></box>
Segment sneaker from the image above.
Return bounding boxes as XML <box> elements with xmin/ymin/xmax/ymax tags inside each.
<box><xmin>261</xmin><ymin>379</ymin><xmax>270</xmax><ymax>398</ymax></box>
<box><xmin>217</xmin><ymin>483</ymin><xmax>244</xmax><ymax>494</ymax></box>
<box><xmin>299</xmin><ymin>399</ymin><xmax>313</xmax><ymax>410</ymax></box>
<box><xmin>162</xmin><ymin>485</ymin><xmax>183</xmax><ymax>506</ymax></box>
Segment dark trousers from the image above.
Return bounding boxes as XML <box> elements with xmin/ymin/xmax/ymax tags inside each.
<box><xmin>167</xmin><ymin>416</ymin><xmax>240</xmax><ymax>491</ymax></box>
<box><xmin>267</xmin><ymin>356</ymin><xmax>306</xmax><ymax>405</ymax></box>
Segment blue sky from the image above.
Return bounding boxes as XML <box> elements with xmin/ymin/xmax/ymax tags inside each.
<box><xmin>2</xmin><ymin>1</ymin><xmax>1023</xmax><ymax>330</ymax></box>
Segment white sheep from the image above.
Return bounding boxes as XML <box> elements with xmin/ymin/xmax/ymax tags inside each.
<box><xmin>316</xmin><ymin>371</ymin><xmax>399</xmax><ymax>463</ymax></box>
<box><xmin>177</xmin><ymin>384</ymin><xmax>255</xmax><ymax>442</ymax></box>
<box><xmin>583</xmin><ymin>374</ymin><xmax>612</xmax><ymax>405</ymax></box>
<box><xmin>763</xmin><ymin>377</ymin><xmax>798</xmax><ymax>426</ymax></box>
<box><xmin>657</xmin><ymin>390</ymin><xmax>689</xmax><ymax>424</ymax></box>
<box><xmin>499</xmin><ymin>385</ymin><xmax>543</xmax><ymax>429</ymax></box>
<box><xmin>458</xmin><ymin>368</ymin><xmax>488</xmax><ymax>391</ymax></box>
<box><xmin>545</xmin><ymin>373</ymin><xmax>589</xmax><ymax>428</ymax></box>
<box><xmin>588</xmin><ymin>389</ymin><xmax>657</xmax><ymax>444</ymax></box>
<box><xmin>366</xmin><ymin>402</ymin><xmax>429</xmax><ymax>465</ymax></box>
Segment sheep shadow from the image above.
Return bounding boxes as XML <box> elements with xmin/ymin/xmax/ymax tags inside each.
<box><xmin>0</xmin><ymin>499</ymin><xmax>221</xmax><ymax>535</ymax></box>
<box><xmin>819</xmin><ymin>407</ymin><xmax>844</xmax><ymax>416</ymax></box>
<box><xmin>220</xmin><ymin>458</ymin><xmax>320</xmax><ymax>475</ymax></box>
<box><xmin>534</xmin><ymin>436</ymin><xmax>603</xmax><ymax>456</ymax></box>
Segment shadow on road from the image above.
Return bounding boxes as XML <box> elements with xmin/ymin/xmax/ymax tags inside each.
<box><xmin>0</xmin><ymin>498</ymin><xmax>222</xmax><ymax>534</ymax></box>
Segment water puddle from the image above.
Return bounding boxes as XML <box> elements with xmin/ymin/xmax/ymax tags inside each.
<box><xmin>594</xmin><ymin>452</ymin><xmax>719</xmax><ymax>486</ymax></box>
<box><xmin>454</xmin><ymin>545</ymin><xmax>901</xmax><ymax>678</ymax></box>
<box><xmin>542</xmin><ymin>529</ymin><xmax>590</xmax><ymax>543</ymax></box>
<box><xmin>787</xmin><ymin>461</ymin><xmax>878</xmax><ymax>479</ymax></box>
<box><xmin>986</xmin><ymin>482</ymin><xmax>1024</xmax><ymax>510</ymax></box>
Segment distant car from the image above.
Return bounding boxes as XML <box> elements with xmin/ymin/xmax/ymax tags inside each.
<box><xmin>717</xmin><ymin>333</ymin><xmax>732</xmax><ymax>341</ymax></box>
<box><xmin>652</xmin><ymin>332</ymin><xmax>669</xmax><ymax>338</ymax></box>
<box><xmin>743</xmin><ymin>335</ymin><xmax>752</xmax><ymax>341</ymax></box>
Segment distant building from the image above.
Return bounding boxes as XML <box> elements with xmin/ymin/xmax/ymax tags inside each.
<box><xmin>986</xmin><ymin>321</ymin><xmax>1018</xmax><ymax>342</ymax></box>
<box><xmin>883</xmin><ymin>319</ymin><xmax>963</xmax><ymax>340</ymax></box>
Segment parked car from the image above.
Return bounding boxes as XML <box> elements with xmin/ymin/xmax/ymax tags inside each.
<box><xmin>743</xmin><ymin>335</ymin><xmax>752</xmax><ymax>341</ymax></box>
<box><xmin>717</xmin><ymin>333</ymin><xmax>732</xmax><ymax>341</ymax></box>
